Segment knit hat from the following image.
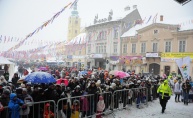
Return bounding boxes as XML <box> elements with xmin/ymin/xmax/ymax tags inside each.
<box><xmin>99</xmin><ymin>96</ymin><xmax>103</xmax><ymax>100</ymax></box>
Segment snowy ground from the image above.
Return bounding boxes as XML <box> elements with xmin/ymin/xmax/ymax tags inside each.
<box><xmin>104</xmin><ymin>95</ymin><xmax>193</xmax><ymax>118</ymax></box>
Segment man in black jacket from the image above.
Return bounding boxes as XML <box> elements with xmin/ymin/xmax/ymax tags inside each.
<box><xmin>182</xmin><ymin>79</ymin><xmax>191</xmax><ymax>105</ymax></box>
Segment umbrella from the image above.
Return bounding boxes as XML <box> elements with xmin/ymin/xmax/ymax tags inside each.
<box><xmin>79</xmin><ymin>71</ymin><xmax>88</xmax><ymax>75</ymax></box>
<box><xmin>24</xmin><ymin>72</ymin><xmax>56</xmax><ymax>84</ymax></box>
<box><xmin>56</xmin><ymin>78</ymin><xmax>69</xmax><ymax>86</ymax></box>
<box><xmin>17</xmin><ymin>76</ymin><xmax>26</xmax><ymax>83</ymax></box>
<box><xmin>38</xmin><ymin>67</ymin><xmax>48</xmax><ymax>71</ymax></box>
<box><xmin>109</xmin><ymin>70</ymin><xmax>117</xmax><ymax>75</ymax></box>
<box><xmin>115</xmin><ymin>71</ymin><xmax>127</xmax><ymax>78</ymax></box>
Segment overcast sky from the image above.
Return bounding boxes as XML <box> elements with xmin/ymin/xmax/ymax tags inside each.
<box><xmin>0</xmin><ymin>0</ymin><xmax>193</xmax><ymax>51</ymax></box>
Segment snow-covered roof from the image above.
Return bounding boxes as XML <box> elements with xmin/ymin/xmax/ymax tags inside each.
<box><xmin>66</xmin><ymin>33</ymin><xmax>87</xmax><ymax>45</ymax></box>
<box><xmin>121</xmin><ymin>22</ymin><xmax>152</xmax><ymax>37</ymax></box>
<box><xmin>121</xmin><ymin>18</ymin><xmax>193</xmax><ymax>38</ymax></box>
<box><xmin>87</xmin><ymin>9</ymin><xmax>138</xmax><ymax>27</ymax></box>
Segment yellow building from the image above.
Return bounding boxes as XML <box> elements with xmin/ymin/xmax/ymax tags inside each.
<box><xmin>67</xmin><ymin>2</ymin><xmax>81</xmax><ymax>42</ymax></box>
<box><xmin>121</xmin><ymin>23</ymin><xmax>193</xmax><ymax>77</ymax></box>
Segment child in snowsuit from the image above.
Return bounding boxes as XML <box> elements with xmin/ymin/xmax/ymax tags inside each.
<box><xmin>71</xmin><ymin>100</ymin><xmax>80</xmax><ymax>118</ymax></box>
<box><xmin>96</xmin><ymin>96</ymin><xmax>105</xmax><ymax>118</ymax></box>
<box><xmin>43</xmin><ymin>103</ymin><xmax>54</xmax><ymax>118</ymax></box>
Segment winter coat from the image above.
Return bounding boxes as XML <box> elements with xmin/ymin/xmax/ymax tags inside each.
<box><xmin>43</xmin><ymin>103</ymin><xmax>54</xmax><ymax>118</ymax></box>
<box><xmin>174</xmin><ymin>82</ymin><xmax>181</xmax><ymax>94</ymax></box>
<box><xmin>97</xmin><ymin>100</ymin><xmax>105</xmax><ymax>112</ymax></box>
<box><xmin>81</xmin><ymin>96</ymin><xmax>89</xmax><ymax>111</ymax></box>
<box><xmin>157</xmin><ymin>80</ymin><xmax>172</xmax><ymax>99</ymax></box>
<box><xmin>20</xmin><ymin>94</ymin><xmax>33</xmax><ymax>115</ymax></box>
<box><xmin>71</xmin><ymin>104</ymin><xmax>80</xmax><ymax>118</ymax></box>
<box><xmin>8</xmin><ymin>93</ymin><xmax>24</xmax><ymax>118</ymax></box>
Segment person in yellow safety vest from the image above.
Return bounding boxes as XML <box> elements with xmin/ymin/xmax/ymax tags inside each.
<box><xmin>157</xmin><ymin>75</ymin><xmax>172</xmax><ymax>113</ymax></box>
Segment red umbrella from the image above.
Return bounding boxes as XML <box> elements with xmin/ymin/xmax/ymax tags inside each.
<box><xmin>56</xmin><ymin>78</ymin><xmax>68</xmax><ymax>86</ymax></box>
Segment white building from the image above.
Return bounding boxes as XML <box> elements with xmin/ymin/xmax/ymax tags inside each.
<box><xmin>85</xmin><ymin>8</ymin><xmax>141</xmax><ymax>70</ymax></box>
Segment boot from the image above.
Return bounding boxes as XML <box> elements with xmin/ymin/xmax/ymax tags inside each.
<box><xmin>178</xmin><ymin>100</ymin><xmax>180</xmax><ymax>102</ymax></box>
<box><xmin>184</xmin><ymin>101</ymin><xmax>186</xmax><ymax>105</ymax></box>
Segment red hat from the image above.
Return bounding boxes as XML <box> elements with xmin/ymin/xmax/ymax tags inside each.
<box><xmin>99</xmin><ymin>96</ymin><xmax>103</xmax><ymax>100</ymax></box>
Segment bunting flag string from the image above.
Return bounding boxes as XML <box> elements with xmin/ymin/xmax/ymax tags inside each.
<box><xmin>6</xmin><ymin>1</ymin><xmax>74</xmax><ymax>52</ymax></box>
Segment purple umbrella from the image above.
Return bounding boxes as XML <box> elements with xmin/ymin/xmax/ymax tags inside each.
<box><xmin>38</xmin><ymin>67</ymin><xmax>48</xmax><ymax>71</ymax></box>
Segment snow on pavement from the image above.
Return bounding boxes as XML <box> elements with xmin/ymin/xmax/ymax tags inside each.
<box><xmin>104</xmin><ymin>95</ymin><xmax>193</xmax><ymax>118</ymax></box>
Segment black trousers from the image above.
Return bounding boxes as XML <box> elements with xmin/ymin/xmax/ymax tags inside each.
<box><xmin>175</xmin><ymin>94</ymin><xmax>180</xmax><ymax>101</ymax></box>
<box><xmin>159</xmin><ymin>97</ymin><xmax>168</xmax><ymax>112</ymax></box>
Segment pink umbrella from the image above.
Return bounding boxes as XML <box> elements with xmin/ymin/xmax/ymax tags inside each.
<box><xmin>56</xmin><ymin>78</ymin><xmax>69</xmax><ymax>86</ymax></box>
<box><xmin>125</xmin><ymin>73</ymin><xmax>130</xmax><ymax>77</ymax></box>
<box><xmin>115</xmin><ymin>71</ymin><xmax>127</xmax><ymax>78</ymax></box>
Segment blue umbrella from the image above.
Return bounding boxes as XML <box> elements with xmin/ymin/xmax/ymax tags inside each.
<box><xmin>79</xmin><ymin>71</ymin><xmax>88</xmax><ymax>76</ymax></box>
<box><xmin>24</xmin><ymin>72</ymin><xmax>56</xmax><ymax>84</ymax></box>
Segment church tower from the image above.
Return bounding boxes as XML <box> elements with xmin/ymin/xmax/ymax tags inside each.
<box><xmin>67</xmin><ymin>3</ymin><xmax>81</xmax><ymax>42</ymax></box>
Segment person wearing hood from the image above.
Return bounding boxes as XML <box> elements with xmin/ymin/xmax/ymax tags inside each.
<box><xmin>0</xmin><ymin>76</ymin><xmax>7</xmax><ymax>86</ymax></box>
<box><xmin>96</xmin><ymin>96</ymin><xmax>105</xmax><ymax>118</ymax></box>
<box><xmin>43</xmin><ymin>103</ymin><xmax>54</xmax><ymax>118</ymax></box>
<box><xmin>12</xmin><ymin>73</ymin><xmax>20</xmax><ymax>88</ymax></box>
<box><xmin>8</xmin><ymin>93</ymin><xmax>25</xmax><ymax>118</ymax></box>
<box><xmin>157</xmin><ymin>79</ymin><xmax>172</xmax><ymax>113</ymax></box>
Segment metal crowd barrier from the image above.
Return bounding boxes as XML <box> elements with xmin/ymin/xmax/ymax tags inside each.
<box><xmin>1</xmin><ymin>88</ymin><xmax>151</xmax><ymax>118</ymax></box>
<box><xmin>57</xmin><ymin>91</ymin><xmax>113</xmax><ymax>118</ymax></box>
<box><xmin>0</xmin><ymin>100</ymin><xmax>56</xmax><ymax>118</ymax></box>
<box><xmin>131</xmin><ymin>87</ymin><xmax>148</xmax><ymax>109</ymax></box>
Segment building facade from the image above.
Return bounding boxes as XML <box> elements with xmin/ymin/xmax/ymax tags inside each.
<box><xmin>121</xmin><ymin>23</ymin><xmax>193</xmax><ymax>76</ymax></box>
<box><xmin>85</xmin><ymin>8</ymin><xmax>141</xmax><ymax>70</ymax></box>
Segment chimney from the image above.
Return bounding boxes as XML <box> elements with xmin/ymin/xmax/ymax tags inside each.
<box><xmin>160</xmin><ymin>15</ymin><xmax>163</xmax><ymax>21</ymax></box>
<box><xmin>133</xmin><ymin>5</ymin><xmax>137</xmax><ymax>9</ymax></box>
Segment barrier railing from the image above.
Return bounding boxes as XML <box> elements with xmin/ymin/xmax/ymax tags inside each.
<box><xmin>131</xmin><ymin>87</ymin><xmax>148</xmax><ymax>109</ymax></box>
<box><xmin>0</xmin><ymin>100</ymin><xmax>56</xmax><ymax>118</ymax></box>
<box><xmin>56</xmin><ymin>91</ymin><xmax>113</xmax><ymax>118</ymax></box>
<box><xmin>1</xmin><ymin>87</ymin><xmax>151</xmax><ymax>118</ymax></box>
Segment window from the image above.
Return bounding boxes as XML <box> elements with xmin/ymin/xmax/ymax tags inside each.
<box><xmin>88</xmin><ymin>44</ymin><xmax>91</xmax><ymax>53</ymax></box>
<box><xmin>153</xmin><ymin>42</ymin><xmax>158</xmax><ymax>52</ymax></box>
<box><xmin>123</xmin><ymin>44</ymin><xmax>127</xmax><ymax>53</ymax></box>
<box><xmin>96</xmin><ymin>46</ymin><xmax>98</xmax><ymax>53</ymax></box>
<box><xmin>165</xmin><ymin>41</ymin><xmax>171</xmax><ymax>52</ymax></box>
<box><xmin>154</xmin><ymin>29</ymin><xmax>158</xmax><ymax>34</ymax></box>
<box><xmin>179</xmin><ymin>40</ymin><xmax>186</xmax><ymax>52</ymax></box>
<box><xmin>69</xmin><ymin>30</ymin><xmax>71</xmax><ymax>33</ymax></box>
<box><xmin>114</xmin><ymin>29</ymin><xmax>118</xmax><ymax>39</ymax></box>
<box><xmin>79</xmin><ymin>50</ymin><xmax>81</xmax><ymax>55</ymax></box>
<box><xmin>141</xmin><ymin>42</ymin><xmax>146</xmax><ymax>53</ymax></box>
<box><xmin>113</xmin><ymin>43</ymin><xmax>118</xmax><ymax>53</ymax></box>
<box><xmin>132</xmin><ymin>43</ymin><xmax>136</xmax><ymax>53</ymax></box>
<box><xmin>104</xmin><ymin>31</ymin><xmax>107</xmax><ymax>39</ymax></box>
<box><xmin>75</xmin><ymin>30</ymin><xmax>77</xmax><ymax>34</ymax></box>
<box><xmin>101</xmin><ymin>46</ymin><xmax>103</xmax><ymax>53</ymax></box>
<box><xmin>104</xmin><ymin>45</ymin><xmax>106</xmax><ymax>53</ymax></box>
<box><xmin>75</xmin><ymin>20</ymin><xmax>78</xmax><ymax>24</ymax></box>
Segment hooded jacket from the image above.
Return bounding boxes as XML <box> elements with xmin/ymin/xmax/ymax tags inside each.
<box><xmin>8</xmin><ymin>93</ymin><xmax>24</xmax><ymax>118</ymax></box>
<box><xmin>43</xmin><ymin>103</ymin><xmax>54</xmax><ymax>118</ymax></box>
<box><xmin>157</xmin><ymin>80</ymin><xmax>172</xmax><ymax>99</ymax></box>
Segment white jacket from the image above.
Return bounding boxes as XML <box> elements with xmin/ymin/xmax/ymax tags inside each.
<box><xmin>97</xmin><ymin>100</ymin><xmax>105</xmax><ymax>112</ymax></box>
<box><xmin>174</xmin><ymin>82</ymin><xmax>181</xmax><ymax>94</ymax></box>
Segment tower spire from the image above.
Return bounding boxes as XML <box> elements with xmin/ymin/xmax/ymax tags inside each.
<box><xmin>71</xmin><ymin>2</ymin><xmax>79</xmax><ymax>17</ymax></box>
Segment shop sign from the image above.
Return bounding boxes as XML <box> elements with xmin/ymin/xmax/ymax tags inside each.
<box><xmin>146</xmin><ymin>53</ymin><xmax>159</xmax><ymax>57</ymax></box>
<box><xmin>67</xmin><ymin>55</ymin><xmax>73</xmax><ymax>59</ymax></box>
<box><xmin>109</xmin><ymin>60</ymin><xmax>119</xmax><ymax>65</ymax></box>
<box><xmin>161</xmin><ymin>58</ymin><xmax>193</xmax><ymax>63</ymax></box>
<box><xmin>73</xmin><ymin>56</ymin><xmax>85</xmax><ymax>59</ymax></box>
<box><xmin>90</xmin><ymin>54</ymin><xmax>104</xmax><ymax>58</ymax></box>
<box><xmin>161</xmin><ymin>53</ymin><xmax>193</xmax><ymax>58</ymax></box>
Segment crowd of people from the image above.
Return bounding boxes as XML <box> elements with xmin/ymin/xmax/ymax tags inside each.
<box><xmin>0</xmin><ymin>66</ymin><xmax>192</xmax><ymax>118</ymax></box>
